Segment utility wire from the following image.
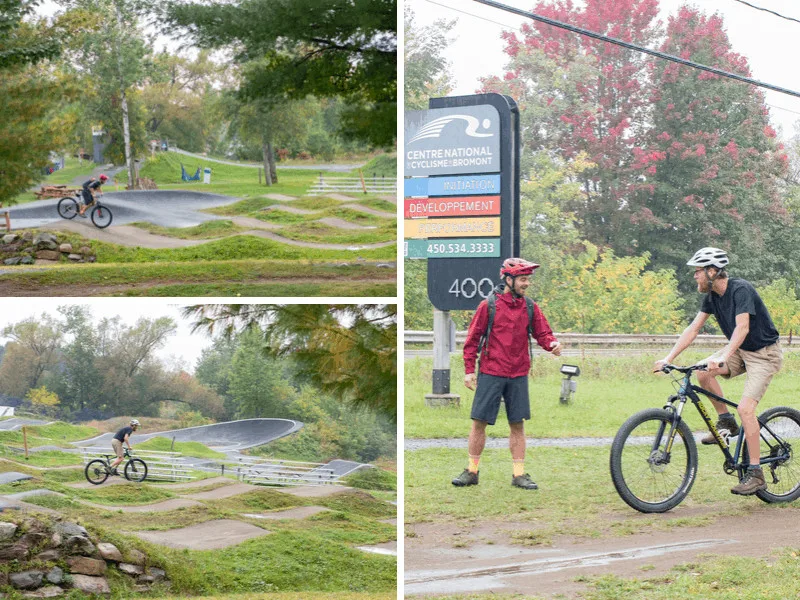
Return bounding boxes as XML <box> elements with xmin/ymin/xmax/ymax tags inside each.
<box><xmin>731</xmin><ymin>0</ymin><xmax>800</xmax><ymax>25</ymax></box>
<box><xmin>471</xmin><ymin>0</ymin><xmax>800</xmax><ymax>100</ymax></box>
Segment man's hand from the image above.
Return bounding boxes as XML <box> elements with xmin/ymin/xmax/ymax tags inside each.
<box><xmin>464</xmin><ymin>373</ymin><xmax>477</xmax><ymax>391</ymax></box>
<box><xmin>653</xmin><ymin>357</ymin><xmax>670</xmax><ymax>373</ymax></box>
<box><xmin>704</xmin><ymin>357</ymin><xmax>726</xmax><ymax>374</ymax></box>
<box><xmin>550</xmin><ymin>341</ymin><xmax>562</xmax><ymax>357</ymax></box>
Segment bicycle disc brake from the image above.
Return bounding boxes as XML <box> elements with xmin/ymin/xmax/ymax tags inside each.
<box><xmin>647</xmin><ymin>449</ymin><xmax>669</xmax><ymax>473</ymax></box>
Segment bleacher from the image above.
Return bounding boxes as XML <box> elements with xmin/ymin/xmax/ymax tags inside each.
<box><xmin>306</xmin><ymin>173</ymin><xmax>397</xmax><ymax>196</ymax></box>
<box><xmin>234</xmin><ymin>457</ymin><xmax>338</xmax><ymax>487</ymax></box>
<box><xmin>80</xmin><ymin>447</ymin><xmax>195</xmax><ymax>482</ymax></box>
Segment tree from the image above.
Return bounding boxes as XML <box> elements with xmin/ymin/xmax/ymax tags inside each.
<box><xmin>26</xmin><ymin>386</ymin><xmax>59</xmax><ymax>407</ymax></box>
<box><xmin>3</xmin><ymin>316</ymin><xmax>63</xmax><ymax>389</ymax></box>
<box><xmin>0</xmin><ymin>343</ymin><xmax>38</xmax><ymax>398</ymax></box>
<box><xmin>228</xmin><ymin>328</ymin><xmax>293</xmax><ymax>418</ymax></box>
<box><xmin>166</xmin><ymin>0</ymin><xmax>396</xmax><ymax>147</ymax></box>
<box><xmin>404</xmin><ymin>6</ymin><xmax>455</xmax><ymax>110</ymax></box>
<box><xmin>0</xmin><ymin>0</ymin><xmax>60</xmax><ymax>69</ymax></box>
<box><xmin>183</xmin><ymin>304</ymin><xmax>397</xmax><ymax>421</ymax></box>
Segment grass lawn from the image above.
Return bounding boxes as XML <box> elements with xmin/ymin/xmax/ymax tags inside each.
<box><xmin>405</xmin><ymin>352</ymin><xmax>800</xmax><ymax>439</ymax></box>
<box><xmin>9</xmin><ymin>157</ymin><xmax>98</xmax><ymax>205</ymax></box>
<box><xmin>136</xmin><ymin>437</ymin><xmax>227</xmax><ymax>459</ymax></box>
<box><xmin>129</xmin><ymin>220</ymin><xmax>249</xmax><ymax>239</ymax></box>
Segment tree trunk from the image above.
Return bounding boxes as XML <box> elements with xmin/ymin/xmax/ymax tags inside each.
<box><xmin>267</xmin><ymin>141</ymin><xmax>278</xmax><ymax>184</ymax></box>
<box><xmin>262</xmin><ymin>139</ymin><xmax>272</xmax><ymax>187</ymax></box>
<box><xmin>113</xmin><ymin>1</ymin><xmax>134</xmax><ymax>189</ymax></box>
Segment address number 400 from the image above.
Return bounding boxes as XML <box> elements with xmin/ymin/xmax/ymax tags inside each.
<box><xmin>448</xmin><ymin>277</ymin><xmax>495</xmax><ymax>299</ymax></box>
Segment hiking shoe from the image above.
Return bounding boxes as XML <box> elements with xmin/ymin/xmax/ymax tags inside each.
<box><xmin>511</xmin><ymin>473</ymin><xmax>538</xmax><ymax>490</ymax></box>
<box><xmin>110</xmin><ymin>469</ymin><xmax>120</xmax><ymax>476</ymax></box>
<box><xmin>701</xmin><ymin>416</ymin><xmax>739</xmax><ymax>445</ymax></box>
<box><xmin>731</xmin><ymin>467</ymin><xmax>767</xmax><ymax>496</ymax></box>
<box><xmin>451</xmin><ymin>469</ymin><xmax>479</xmax><ymax>487</ymax></box>
<box><xmin>77</xmin><ymin>213</ymin><xmax>87</xmax><ymax>218</ymax></box>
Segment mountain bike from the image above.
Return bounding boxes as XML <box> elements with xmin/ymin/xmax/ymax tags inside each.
<box><xmin>84</xmin><ymin>449</ymin><xmax>147</xmax><ymax>485</ymax></box>
<box><xmin>57</xmin><ymin>191</ymin><xmax>113</xmax><ymax>229</ymax></box>
<box><xmin>610</xmin><ymin>363</ymin><xmax>800</xmax><ymax>513</ymax></box>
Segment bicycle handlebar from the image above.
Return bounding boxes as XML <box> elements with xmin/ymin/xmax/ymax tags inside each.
<box><xmin>654</xmin><ymin>362</ymin><xmax>724</xmax><ymax>375</ymax></box>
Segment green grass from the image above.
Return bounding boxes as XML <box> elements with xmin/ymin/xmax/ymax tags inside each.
<box><xmin>0</xmin><ymin>449</ymin><xmax>82</xmax><ymax>467</ymax></box>
<box><xmin>135</xmin><ymin>437</ymin><xmax>227</xmax><ymax>459</ymax></box>
<box><xmin>10</xmin><ymin>157</ymin><xmax>98</xmax><ymax>205</ymax></box>
<box><xmin>204</xmin><ymin>197</ymin><xmax>282</xmax><ymax>215</ymax></box>
<box><xmin>119</xmin><ymin>281</ymin><xmax>397</xmax><ymax>297</ymax></box>
<box><xmin>287</xmin><ymin>197</ymin><xmax>348</xmax><ymax>211</ymax></box>
<box><xmin>342</xmin><ymin>468</ymin><xmax>397</xmax><ymax>492</ymax></box>
<box><xmin>358</xmin><ymin>154</ymin><xmax>396</xmax><ymax>177</ymax></box>
<box><xmin>405</xmin><ymin>352</ymin><xmax>800</xmax><ymax>439</ymax></box>
<box><xmin>277</xmin><ymin>222</ymin><xmax>393</xmax><ymax>245</ymax></box>
<box><xmin>255</xmin><ymin>206</ymin><xmax>390</xmax><ymax>227</ymax></box>
<box><xmin>350</xmin><ymin>198</ymin><xmax>396</xmax><ymax>213</ymax></box>
<box><xmin>129</xmin><ymin>220</ymin><xmax>249</xmax><ymax>239</ymax></box>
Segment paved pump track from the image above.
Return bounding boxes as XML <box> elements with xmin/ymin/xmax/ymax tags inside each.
<box><xmin>74</xmin><ymin>418</ymin><xmax>303</xmax><ymax>451</ymax></box>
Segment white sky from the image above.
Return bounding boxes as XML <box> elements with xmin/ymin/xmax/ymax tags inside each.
<box><xmin>0</xmin><ymin>300</ymin><xmax>213</xmax><ymax>373</ymax></box>
<box><xmin>407</xmin><ymin>0</ymin><xmax>800</xmax><ymax>140</ymax></box>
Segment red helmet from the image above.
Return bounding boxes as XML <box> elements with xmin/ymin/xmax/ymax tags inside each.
<box><xmin>99</xmin><ymin>174</ymin><xmax>108</xmax><ymax>182</ymax></box>
<box><xmin>500</xmin><ymin>257</ymin><xmax>540</xmax><ymax>278</ymax></box>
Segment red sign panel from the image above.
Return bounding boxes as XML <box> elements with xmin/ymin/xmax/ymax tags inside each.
<box><xmin>404</xmin><ymin>196</ymin><xmax>501</xmax><ymax>219</ymax></box>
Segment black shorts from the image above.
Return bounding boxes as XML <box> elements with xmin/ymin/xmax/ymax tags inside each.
<box><xmin>470</xmin><ymin>373</ymin><xmax>530</xmax><ymax>425</ymax></box>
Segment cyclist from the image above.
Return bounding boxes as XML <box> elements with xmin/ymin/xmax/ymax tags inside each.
<box><xmin>453</xmin><ymin>258</ymin><xmax>562</xmax><ymax>490</ymax></box>
<box><xmin>655</xmin><ymin>247</ymin><xmax>782</xmax><ymax>495</ymax></box>
<box><xmin>78</xmin><ymin>174</ymin><xmax>108</xmax><ymax>217</ymax></box>
<box><xmin>110</xmin><ymin>419</ymin><xmax>139</xmax><ymax>475</ymax></box>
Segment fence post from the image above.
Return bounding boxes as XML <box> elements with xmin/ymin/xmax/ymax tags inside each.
<box><xmin>170</xmin><ymin>436</ymin><xmax>175</xmax><ymax>452</ymax></box>
<box><xmin>358</xmin><ymin>169</ymin><xmax>367</xmax><ymax>194</ymax></box>
<box><xmin>22</xmin><ymin>427</ymin><xmax>28</xmax><ymax>460</ymax></box>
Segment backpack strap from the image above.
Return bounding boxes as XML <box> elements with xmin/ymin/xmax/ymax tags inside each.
<box><xmin>526</xmin><ymin>297</ymin><xmax>534</xmax><ymax>360</ymax></box>
<box><xmin>477</xmin><ymin>295</ymin><xmax>496</xmax><ymax>367</ymax></box>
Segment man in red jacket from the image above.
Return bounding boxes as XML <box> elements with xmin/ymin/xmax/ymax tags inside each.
<box><xmin>453</xmin><ymin>257</ymin><xmax>562</xmax><ymax>490</ymax></box>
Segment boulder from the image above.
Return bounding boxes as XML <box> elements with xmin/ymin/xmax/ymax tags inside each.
<box><xmin>45</xmin><ymin>567</ymin><xmax>63</xmax><ymax>585</ymax></box>
<box><xmin>20</xmin><ymin>256</ymin><xmax>34</xmax><ymax>265</ymax></box>
<box><xmin>148</xmin><ymin>567</ymin><xmax>166</xmax><ymax>582</ymax></box>
<box><xmin>10</xmin><ymin>570</ymin><xmax>44</xmax><ymax>590</ymax></box>
<box><xmin>63</xmin><ymin>535</ymin><xmax>94</xmax><ymax>556</ymax></box>
<box><xmin>50</xmin><ymin>532</ymin><xmax>62</xmax><ymax>548</ymax></box>
<box><xmin>79</xmin><ymin>246</ymin><xmax>92</xmax><ymax>255</ymax></box>
<box><xmin>118</xmin><ymin>563</ymin><xmax>143</xmax><ymax>577</ymax></box>
<box><xmin>2</xmin><ymin>234</ymin><xmax>18</xmax><ymax>244</ymax></box>
<box><xmin>32</xmin><ymin>233</ymin><xmax>57</xmax><ymax>248</ymax></box>
<box><xmin>0</xmin><ymin>522</ymin><xmax>17</xmax><ymax>541</ymax></box>
<box><xmin>69</xmin><ymin>575</ymin><xmax>110</xmax><ymax>596</ymax></box>
<box><xmin>22</xmin><ymin>586</ymin><xmax>64</xmax><ymax>598</ymax></box>
<box><xmin>3</xmin><ymin>257</ymin><xmax>22</xmax><ymax>266</ymax></box>
<box><xmin>66</xmin><ymin>556</ymin><xmax>106</xmax><ymax>576</ymax></box>
<box><xmin>86</xmin><ymin>255</ymin><xmax>96</xmax><ymax>263</ymax></box>
<box><xmin>35</xmin><ymin>550</ymin><xmax>61</xmax><ymax>562</ymax></box>
<box><xmin>136</xmin><ymin>575</ymin><xmax>154</xmax><ymax>585</ymax></box>
<box><xmin>34</xmin><ymin>250</ymin><xmax>59</xmax><ymax>261</ymax></box>
<box><xmin>126</xmin><ymin>549</ymin><xmax>146</xmax><ymax>566</ymax></box>
<box><xmin>67</xmin><ymin>254</ymin><xmax>82</xmax><ymax>261</ymax></box>
<box><xmin>19</xmin><ymin>532</ymin><xmax>48</xmax><ymax>549</ymax></box>
<box><xmin>54</xmin><ymin>523</ymin><xmax>87</xmax><ymax>538</ymax></box>
<box><xmin>96</xmin><ymin>543</ymin><xmax>123</xmax><ymax>562</ymax></box>
<box><xmin>22</xmin><ymin>231</ymin><xmax>33</xmax><ymax>241</ymax></box>
<box><xmin>0</xmin><ymin>543</ymin><xmax>30</xmax><ymax>560</ymax></box>
<box><xmin>58</xmin><ymin>243</ymin><xmax>72</xmax><ymax>253</ymax></box>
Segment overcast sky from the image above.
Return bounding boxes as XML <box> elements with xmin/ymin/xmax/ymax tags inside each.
<box><xmin>407</xmin><ymin>0</ymin><xmax>800</xmax><ymax>140</ymax></box>
<box><xmin>0</xmin><ymin>300</ymin><xmax>213</xmax><ymax>373</ymax></box>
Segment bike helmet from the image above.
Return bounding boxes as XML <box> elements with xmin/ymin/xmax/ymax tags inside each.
<box><xmin>687</xmin><ymin>247</ymin><xmax>729</xmax><ymax>269</ymax></box>
<box><xmin>500</xmin><ymin>257</ymin><xmax>540</xmax><ymax>278</ymax></box>
<box><xmin>130</xmin><ymin>419</ymin><xmax>140</xmax><ymax>427</ymax></box>
<box><xmin>99</xmin><ymin>174</ymin><xmax>108</xmax><ymax>182</ymax></box>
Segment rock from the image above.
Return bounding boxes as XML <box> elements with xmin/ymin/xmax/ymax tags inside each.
<box><xmin>2</xmin><ymin>234</ymin><xmax>18</xmax><ymax>244</ymax></box>
<box><xmin>69</xmin><ymin>575</ymin><xmax>110</xmax><ymax>596</ymax></box>
<box><xmin>0</xmin><ymin>522</ymin><xmax>17</xmax><ymax>541</ymax></box>
<box><xmin>0</xmin><ymin>571</ymin><xmax>8</xmax><ymax>586</ymax></box>
<box><xmin>45</xmin><ymin>567</ymin><xmax>63</xmax><ymax>585</ymax></box>
<box><xmin>54</xmin><ymin>523</ymin><xmax>87</xmax><ymax>538</ymax></box>
<box><xmin>10</xmin><ymin>570</ymin><xmax>44</xmax><ymax>590</ymax></box>
<box><xmin>148</xmin><ymin>567</ymin><xmax>166</xmax><ymax>582</ymax></box>
<box><xmin>50</xmin><ymin>532</ymin><xmax>62</xmax><ymax>548</ymax></box>
<box><xmin>22</xmin><ymin>586</ymin><xmax>63</xmax><ymax>598</ymax></box>
<box><xmin>58</xmin><ymin>243</ymin><xmax>72</xmax><ymax>253</ymax></box>
<box><xmin>35</xmin><ymin>550</ymin><xmax>60</xmax><ymax>562</ymax></box>
<box><xmin>20</xmin><ymin>256</ymin><xmax>34</xmax><ymax>265</ymax></box>
<box><xmin>34</xmin><ymin>250</ymin><xmax>60</xmax><ymax>261</ymax></box>
<box><xmin>32</xmin><ymin>232</ymin><xmax>57</xmax><ymax>247</ymax></box>
<box><xmin>3</xmin><ymin>257</ymin><xmax>22</xmax><ymax>266</ymax></box>
<box><xmin>19</xmin><ymin>532</ymin><xmax>48</xmax><ymax>549</ymax></box>
<box><xmin>126</xmin><ymin>549</ymin><xmax>146</xmax><ymax>566</ymax></box>
<box><xmin>133</xmin><ymin>585</ymin><xmax>151</xmax><ymax>593</ymax></box>
<box><xmin>66</xmin><ymin>556</ymin><xmax>106</xmax><ymax>576</ymax></box>
<box><xmin>79</xmin><ymin>246</ymin><xmax>92</xmax><ymax>255</ymax></box>
<box><xmin>118</xmin><ymin>563</ymin><xmax>143</xmax><ymax>577</ymax></box>
<box><xmin>86</xmin><ymin>255</ymin><xmax>96</xmax><ymax>263</ymax></box>
<box><xmin>136</xmin><ymin>575</ymin><xmax>154</xmax><ymax>584</ymax></box>
<box><xmin>0</xmin><ymin>543</ymin><xmax>30</xmax><ymax>560</ymax></box>
<box><xmin>63</xmin><ymin>535</ymin><xmax>94</xmax><ymax>556</ymax></box>
<box><xmin>22</xmin><ymin>231</ymin><xmax>33</xmax><ymax>241</ymax></box>
<box><xmin>67</xmin><ymin>254</ymin><xmax>82</xmax><ymax>261</ymax></box>
<box><xmin>96</xmin><ymin>543</ymin><xmax>122</xmax><ymax>562</ymax></box>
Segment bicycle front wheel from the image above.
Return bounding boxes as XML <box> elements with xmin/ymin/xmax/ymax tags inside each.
<box><xmin>85</xmin><ymin>459</ymin><xmax>109</xmax><ymax>485</ymax></box>
<box><xmin>610</xmin><ymin>408</ymin><xmax>698</xmax><ymax>513</ymax></box>
<box><xmin>57</xmin><ymin>197</ymin><xmax>79</xmax><ymax>220</ymax></box>
<box><xmin>748</xmin><ymin>406</ymin><xmax>800</xmax><ymax>504</ymax></box>
<box><xmin>124</xmin><ymin>458</ymin><xmax>147</xmax><ymax>483</ymax></box>
<box><xmin>90</xmin><ymin>205</ymin><xmax>113</xmax><ymax>228</ymax></box>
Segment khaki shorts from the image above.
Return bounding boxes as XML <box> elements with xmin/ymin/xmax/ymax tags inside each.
<box><xmin>111</xmin><ymin>439</ymin><xmax>124</xmax><ymax>459</ymax></box>
<box><xmin>713</xmin><ymin>342</ymin><xmax>783</xmax><ymax>401</ymax></box>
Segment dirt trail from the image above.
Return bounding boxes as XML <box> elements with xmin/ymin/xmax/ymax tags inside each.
<box><xmin>405</xmin><ymin>506</ymin><xmax>800</xmax><ymax>597</ymax></box>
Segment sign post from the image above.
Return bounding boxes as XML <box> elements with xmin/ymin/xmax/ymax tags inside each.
<box><xmin>404</xmin><ymin>93</ymin><xmax>521</xmax><ymax>407</ymax></box>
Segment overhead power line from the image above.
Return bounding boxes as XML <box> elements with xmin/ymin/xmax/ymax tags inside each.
<box><xmin>731</xmin><ymin>0</ymin><xmax>800</xmax><ymax>25</ymax></box>
<box><xmin>471</xmin><ymin>0</ymin><xmax>800</xmax><ymax>100</ymax></box>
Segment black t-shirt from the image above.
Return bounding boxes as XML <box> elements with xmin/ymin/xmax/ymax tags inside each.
<box><xmin>82</xmin><ymin>180</ymin><xmax>102</xmax><ymax>191</ymax></box>
<box><xmin>113</xmin><ymin>426</ymin><xmax>133</xmax><ymax>442</ymax></box>
<box><xmin>700</xmin><ymin>278</ymin><xmax>779</xmax><ymax>351</ymax></box>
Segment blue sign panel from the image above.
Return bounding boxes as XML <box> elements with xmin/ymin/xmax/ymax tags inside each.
<box><xmin>404</xmin><ymin>174</ymin><xmax>501</xmax><ymax>198</ymax></box>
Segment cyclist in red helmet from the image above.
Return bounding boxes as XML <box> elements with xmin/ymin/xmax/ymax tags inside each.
<box><xmin>454</xmin><ymin>257</ymin><xmax>562</xmax><ymax>490</ymax></box>
<box><xmin>78</xmin><ymin>174</ymin><xmax>108</xmax><ymax>217</ymax></box>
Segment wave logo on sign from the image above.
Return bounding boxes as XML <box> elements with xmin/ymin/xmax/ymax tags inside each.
<box><xmin>408</xmin><ymin>115</ymin><xmax>494</xmax><ymax>144</ymax></box>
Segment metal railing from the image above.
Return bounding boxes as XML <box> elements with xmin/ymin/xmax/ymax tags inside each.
<box><xmin>80</xmin><ymin>447</ymin><xmax>195</xmax><ymax>482</ymax></box>
<box><xmin>235</xmin><ymin>456</ymin><xmax>338</xmax><ymax>487</ymax></box>
<box><xmin>307</xmin><ymin>174</ymin><xmax>397</xmax><ymax>196</ymax></box>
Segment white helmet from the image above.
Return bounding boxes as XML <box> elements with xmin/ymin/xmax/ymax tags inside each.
<box><xmin>130</xmin><ymin>419</ymin><xmax>140</xmax><ymax>427</ymax></box>
<box><xmin>687</xmin><ymin>247</ymin><xmax>729</xmax><ymax>269</ymax></box>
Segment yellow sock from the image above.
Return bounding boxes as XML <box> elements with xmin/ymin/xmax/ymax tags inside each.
<box><xmin>512</xmin><ymin>460</ymin><xmax>524</xmax><ymax>477</ymax></box>
<box><xmin>468</xmin><ymin>455</ymin><xmax>480</xmax><ymax>473</ymax></box>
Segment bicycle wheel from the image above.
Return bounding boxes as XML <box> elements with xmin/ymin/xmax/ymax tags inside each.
<box><xmin>745</xmin><ymin>406</ymin><xmax>800</xmax><ymax>504</ymax></box>
<box><xmin>610</xmin><ymin>408</ymin><xmax>698</xmax><ymax>513</ymax></box>
<box><xmin>85</xmin><ymin>459</ymin><xmax>110</xmax><ymax>485</ymax></box>
<box><xmin>90</xmin><ymin>205</ymin><xmax>113</xmax><ymax>229</ymax></box>
<box><xmin>57</xmin><ymin>197</ymin><xmax>79</xmax><ymax>220</ymax></box>
<box><xmin>124</xmin><ymin>458</ymin><xmax>147</xmax><ymax>483</ymax></box>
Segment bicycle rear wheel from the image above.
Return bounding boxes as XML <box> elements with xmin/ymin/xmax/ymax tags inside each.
<box><xmin>90</xmin><ymin>205</ymin><xmax>113</xmax><ymax>228</ymax></box>
<box><xmin>610</xmin><ymin>408</ymin><xmax>698</xmax><ymax>513</ymax></box>
<box><xmin>85</xmin><ymin>459</ymin><xmax>110</xmax><ymax>485</ymax></box>
<box><xmin>747</xmin><ymin>406</ymin><xmax>800</xmax><ymax>504</ymax></box>
<box><xmin>124</xmin><ymin>458</ymin><xmax>147</xmax><ymax>483</ymax></box>
<box><xmin>57</xmin><ymin>197</ymin><xmax>79</xmax><ymax>220</ymax></box>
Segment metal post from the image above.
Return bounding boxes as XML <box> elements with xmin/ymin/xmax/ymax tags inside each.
<box><xmin>22</xmin><ymin>427</ymin><xmax>28</xmax><ymax>460</ymax></box>
<box><xmin>425</xmin><ymin>308</ymin><xmax>461</xmax><ymax>407</ymax></box>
